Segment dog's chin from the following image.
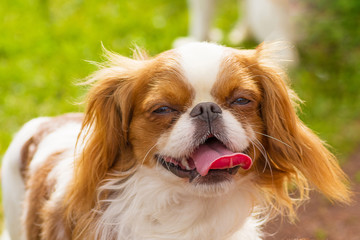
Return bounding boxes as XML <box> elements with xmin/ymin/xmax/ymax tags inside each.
<box><xmin>157</xmin><ymin>155</ymin><xmax>240</xmax><ymax>197</ymax></box>
<box><xmin>187</xmin><ymin>170</ymin><xmax>238</xmax><ymax>197</ymax></box>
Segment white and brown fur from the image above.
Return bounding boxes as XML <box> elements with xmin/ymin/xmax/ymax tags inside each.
<box><xmin>1</xmin><ymin>42</ymin><xmax>350</xmax><ymax>240</ymax></box>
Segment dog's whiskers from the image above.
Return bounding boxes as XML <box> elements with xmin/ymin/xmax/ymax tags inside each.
<box><xmin>141</xmin><ymin>144</ymin><xmax>158</xmax><ymax>166</ymax></box>
<box><xmin>251</xmin><ymin>141</ymin><xmax>256</xmax><ymax>161</ymax></box>
<box><xmin>251</xmin><ymin>139</ymin><xmax>274</xmax><ymax>181</ymax></box>
<box><xmin>155</xmin><ymin>154</ymin><xmax>172</xmax><ymax>172</ymax></box>
<box><xmin>254</xmin><ymin>131</ymin><xmax>292</xmax><ymax>149</ymax></box>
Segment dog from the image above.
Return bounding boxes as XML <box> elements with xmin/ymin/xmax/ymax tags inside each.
<box><xmin>174</xmin><ymin>0</ymin><xmax>301</xmax><ymax>64</ymax></box>
<box><xmin>1</xmin><ymin>42</ymin><xmax>350</xmax><ymax>240</ymax></box>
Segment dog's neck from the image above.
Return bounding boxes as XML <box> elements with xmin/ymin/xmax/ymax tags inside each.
<box><xmin>94</xmin><ymin>167</ymin><xmax>263</xmax><ymax>240</ymax></box>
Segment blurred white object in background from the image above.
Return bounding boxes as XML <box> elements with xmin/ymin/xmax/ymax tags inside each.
<box><xmin>174</xmin><ymin>0</ymin><xmax>302</xmax><ymax>66</ymax></box>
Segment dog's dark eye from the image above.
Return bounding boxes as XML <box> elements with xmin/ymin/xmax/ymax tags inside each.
<box><xmin>153</xmin><ymin>106</ymin><xmax>175</xmax><ymax>114</ymax></box>
<box><xmin>232</xmin><ymin>97</ymin><xmax>251</xmax><ymax>105</ymax></box>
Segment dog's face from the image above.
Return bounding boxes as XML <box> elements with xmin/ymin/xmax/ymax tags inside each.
<box><xmin>76</xmin><ymin>42</ymin><xmax>350</xmax><ymax>212</ymax></box>
<box><xmin>129</xmin><ymin>43</ymin><xmax>264</xmax><ymax>192</ymax></box>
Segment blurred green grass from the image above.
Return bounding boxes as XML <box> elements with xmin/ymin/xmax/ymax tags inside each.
<box><xmin>1</xmin><ymin>0</ymin><xmax>360</xmax><ymax>228</ymax></box>
<box><xmin>0</xmin><ymin>0</ymin><xmax>188</xmax><ymax>156</ymax></box>
<box><xmin>293</xmin><ymin>0</ymin><xmax>360</xmax><ymax>158</ymax></box>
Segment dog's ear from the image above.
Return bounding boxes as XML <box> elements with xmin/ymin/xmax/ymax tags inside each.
<box><xmin>66</xmin><ymin>50</ymin><xmax>145</xmax><ymax>217</ymax></box>
<box><xmin>251</xmin><ymin>42</ymin><xmax>351</xmax><ymax>214</ymax></box>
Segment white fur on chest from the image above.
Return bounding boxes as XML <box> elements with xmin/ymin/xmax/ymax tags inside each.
<box><xmin>95</xmin><ymin>167</ymin><xmax>261</xmax><ymax>240</ymax></box>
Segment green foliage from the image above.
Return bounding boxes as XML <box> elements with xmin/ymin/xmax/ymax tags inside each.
<box><xmin>292</xmin><ymin>0</ymin><xmax>360</xmax><ymax>160</ymax></box>
<box><xmin>0</xmin><ymin>0</ymin><xmax>188</xmax><ymax>154</ymax></box>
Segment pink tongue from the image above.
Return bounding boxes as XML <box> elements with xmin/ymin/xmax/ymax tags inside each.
<box><xmin>191</xmin><ymin>140</ymin><xmax>252</xmax><ymax>176</ymax></box>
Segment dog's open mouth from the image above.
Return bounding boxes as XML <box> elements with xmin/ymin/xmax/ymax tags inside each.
<box><xmin>157</xmin><ymin>138</ymin><xmax>252</xmax><ymax>182</ymax></box>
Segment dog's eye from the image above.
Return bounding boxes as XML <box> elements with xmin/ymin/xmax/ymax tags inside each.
<box><xmin>153</xmin><ymin>106</ymin><xmax>175</xmax><ymax>114</ymax></box>
<box><xmin>232</xmin><ymin>97</ymin><xmax>251</xmax><ymax>105</ymax></box>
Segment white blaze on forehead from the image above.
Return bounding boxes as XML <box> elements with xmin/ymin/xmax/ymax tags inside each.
<box><xmin>176</xmin><ymin>42</ymin><xmax>227</xmax><ymax>103</ymax></box>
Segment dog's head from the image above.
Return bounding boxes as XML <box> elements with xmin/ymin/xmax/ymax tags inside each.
<box><xmin>70</xmin><ymin>42</ymin><xmax>350</xmax><ymax>216</ymax></box>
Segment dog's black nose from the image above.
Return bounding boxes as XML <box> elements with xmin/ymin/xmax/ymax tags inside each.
<box><xmin>190</xmin><ymin>102</ymin><xmax>222</xmax><ymax>122</ymax></box>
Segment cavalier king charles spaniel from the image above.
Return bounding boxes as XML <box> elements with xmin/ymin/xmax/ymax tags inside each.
<box><xmin>2</xmin><ymin>42</ymin><xmax>350</xmax><ymax>240</ymax></box>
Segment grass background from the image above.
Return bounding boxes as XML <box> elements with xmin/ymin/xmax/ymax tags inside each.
<box><xmin>1</xmin><ymin>0</ymin><xmax>360</xmax><ymax>233</ymax></box>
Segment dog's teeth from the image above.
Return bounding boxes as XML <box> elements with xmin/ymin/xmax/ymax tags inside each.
<box><xmin>181</xmin><ymin>158</ymin><xmax>191</xmax><ymax>170</ymax></box>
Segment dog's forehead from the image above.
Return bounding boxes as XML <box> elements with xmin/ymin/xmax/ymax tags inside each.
<box><xmin>176</xmin><ymin>42</ymin><xmax>230</xmax><ymax>103</ymax></box>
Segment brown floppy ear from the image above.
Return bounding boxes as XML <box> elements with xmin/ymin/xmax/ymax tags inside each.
<box><xmin>65</xmin><ymin>50</ymin><xmax>144</xmax><ymax>218</ymax></box>
<box><xmin>251</xmin><ymin>42</ymin><xmax>351</xmax><ymax>213</ymax></box>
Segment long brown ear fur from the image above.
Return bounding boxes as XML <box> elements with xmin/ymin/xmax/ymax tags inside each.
<box><xmin>64</xmin><ymin>49</ymin><xmax>146</xmax><ymax>229</ymax></box>
<box><xmin>251</xmin><ymin>42</ymin><xmax>351</xmax><ymax>216</ymax></box>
